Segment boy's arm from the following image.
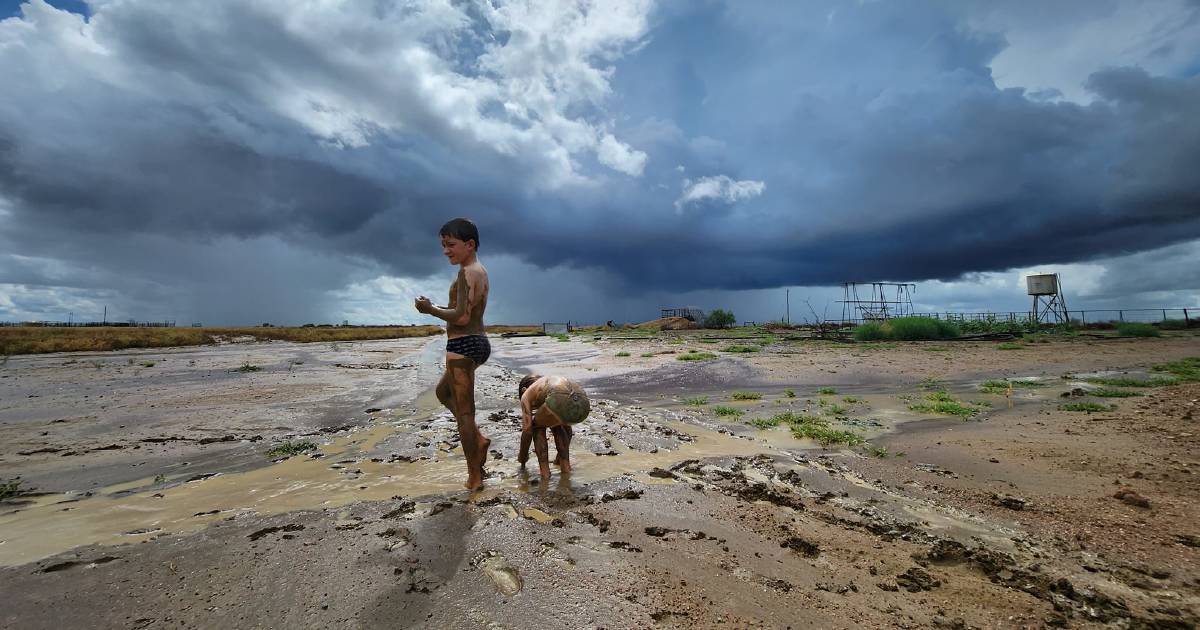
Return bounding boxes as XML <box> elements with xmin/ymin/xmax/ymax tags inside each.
<box><xmin>421</xmin><ymin>269</ymin><xmax>481</xmax><ymax>326</ymax></box>
<box><xmin>517</xmin><ymin>391</ymin><xmax>535</xmax><ymax>465</ymax></box>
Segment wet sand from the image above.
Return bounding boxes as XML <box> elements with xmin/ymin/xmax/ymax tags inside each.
<box><xmin>1</xmin><ymin>332</ymin><xmax>1198</xmax><ymax>628</ymax></box>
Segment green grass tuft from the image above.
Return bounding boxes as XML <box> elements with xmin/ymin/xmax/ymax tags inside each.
<box><xmin>684</xmin><ymin>396</ymin><xmax>709</xmax><ymax>406</ymax></box>
<box><xmin>979</xmin><ymin>379</ymin><xmax>1046</xmax><ymax>393</ymax></box>
<box><xmin>721</xmin><ymin>345</ymin><xmax>760</xmax><ymax>353</ymax></box>
<box><xmin>714</xmin><ymin>406</ymin><xmax>744</xmax><ymax>417</ymax></box>
<box><xmin>825</xmin><ymin>403</ymin><xmax>848</xmax><ymax>416</ymax></box>
<box><xmin>841</xmin><ymin>396</ymin><xmax>862</xmax><ymax>403</ymax></box>
<box><xmin>640</xmin><ymin>352</ymin><xmax>655</xmax><ymax>357</ymax></box>
<box><xmin>784</xmin><ymin>388</ymin><xmax>796</xmax><ymax>398</ymax></box>
<box><xmin>817</xmin><ymin>387</ymin><xmax>838</xmax><ymax>395</ymax></box>
<box><xmin>996</xmin><ymin>342</ymin><xmax>1023</xmax><ymax>350</ymax></box>
<box><xmin>1152</xmin><ymin>357</ymin><xmax>1200</xmax><ymax>382</ymax></box>
<box><xmin>232</xmin><ymin>362</ymin><xmax>261</xmax><ymax>373</ymax></box>
<box><xmin>0</xmin><ymin>478</ymin><xmax>31</xmax><ymax>501</ymax></box>
<box><xmin>909</xmin><ymin>391</ymin><xmax>983</xmax><ymax>418</ymax></box>
<box><xmin>1115</xmin><ymin>322</ymin><xmax>1160</xmax><ymax>337</ymax></box>
<box><xmin>731</xmin><ymin>391</ymin><xmax>762</xmax><ymax>401</ymax></box>
<box><xmin>748</xmin><ymin>416</ymin><xmax>781</xmax><ymax>429</ymax></box>
<box><xmin>1089</xmin><ymin>388</ymin><xmax>1141</xmax><ymax>398</ymax></box>
<box><xmin>266</xmin><ymin>440</ymin><xmax>318</xmax><ymax>458</ymax></box>
<box><xmin>677</xmin><ymin>352</ymin><xmax>718</xmax><ymax>362</ymax></box>
<box><xmin>615</xmin><ymin>351</ymin><xmax>630</xmax><ymax>357</ymax></box>
<box><xmin>1060</xmin><ymin>402</ymin><xmax>1115</xmax><ymax>412</ymax></box>
<box><xmin>1083</xmin><ymin>376</ymin><xmax>1178</xmax><ymax>387</ymax></box>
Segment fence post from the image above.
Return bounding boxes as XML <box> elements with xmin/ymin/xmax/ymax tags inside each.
<box><xmin>1163</xmin><ymin>309</ymin><xmax>1168</xmax><ymax>322</ymax></box>
<box><xmin>1081</xmin><ymin>311</ymin><xmax>1086</xmax><ymax>325</ymax></box>
<box><xmin>1185</xmin><ymin>309</ymin><xmax>1190</xmax><ymax>325</ymax></box>
<box><xmin>1119</xmin><ymin>310</ymin><xmax>1124</xmax><ymax>322</ymax></box>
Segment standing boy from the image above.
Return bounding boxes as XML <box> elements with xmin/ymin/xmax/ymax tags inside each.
<box><xmin>415</xmin><ymin>218</ymin><xmax>491</xmax><ymax>490</ymax></box>
<box><xmin>517</xmin><ymin>374</ymin><xmax>591</xmax><ymax>479</ymax></box>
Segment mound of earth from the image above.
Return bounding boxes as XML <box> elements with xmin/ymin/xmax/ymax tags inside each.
<box><xmin>633</xmin><ymin>316</ymin><xmax>699</xmax><ymax>331</ymax></box>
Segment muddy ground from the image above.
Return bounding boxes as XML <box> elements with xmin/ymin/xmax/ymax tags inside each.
<box><xmin>1</xmin><ymin>332</ymin><xmax>1198</xmax><ymax>628</ymax></box>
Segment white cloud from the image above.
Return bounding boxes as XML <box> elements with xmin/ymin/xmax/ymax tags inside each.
<box><xmin>674</xmin><ymin>175</ymin><xmax>766</xmax><ymax>211</ymax></box>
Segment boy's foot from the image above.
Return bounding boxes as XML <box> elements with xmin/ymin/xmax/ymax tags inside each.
<box><xmin>558</xmin><ymin>459</ymin><xmax>572</xmax><ymax>474</ymax></box>
<box><xmin>476</xmin><ymin>436</ymin><xmax>492</xmax><ymax>475</ymax></box>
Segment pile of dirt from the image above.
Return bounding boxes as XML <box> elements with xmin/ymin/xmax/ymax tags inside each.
<box><xmin>633</xmin><ymin>317</ymin><xmax>699</xmax><ymax>331</ymax></box>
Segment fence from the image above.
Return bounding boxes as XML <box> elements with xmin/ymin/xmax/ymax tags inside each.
<box><xmin>0</xmin><ymin>320</ymin><xmax>177</xmax><ymax>328</ymax></box>
<box><xmin>861</xmin><ymin>308</ymin><xmax>1193</xmax><ymax>326</ymax></box>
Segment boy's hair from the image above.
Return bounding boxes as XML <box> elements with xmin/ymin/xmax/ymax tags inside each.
<box><xmin>439</xmin><ymin>218</ymin><xmax>479</xmax><ymax>251</ymax></box>
<box><xmin>518</xmin><ymin>374</ymin><xmax>541</xmax><ymax>399</ymax></box>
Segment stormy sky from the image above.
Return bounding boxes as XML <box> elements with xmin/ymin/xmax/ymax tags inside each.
<box><xmin>1</xmin><ymin>0</ymin><xmax>1198</xmax><ymax>326</ymax></box>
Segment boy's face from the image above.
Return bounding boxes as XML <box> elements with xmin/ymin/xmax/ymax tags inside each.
<box><xmin>441</xmin><ymin>235</ymin><xmax>475</xmax><ymax>265</ymax></box>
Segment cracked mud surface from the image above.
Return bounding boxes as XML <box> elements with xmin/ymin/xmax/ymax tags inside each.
<box><xmin>1</xmin><ymin>332</ymin><xmax>1198</xmax><ymax>628</ymax></box>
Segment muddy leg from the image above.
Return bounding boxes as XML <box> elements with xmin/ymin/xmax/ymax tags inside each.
<box><xmin>551</xmin><ymin>425</ymin><xmax>572</xmax><ymax>473</ymax></box>
<box><xmin>533</xmin><ymin>427</ymin><xmax>551</xmax><ymax>479</ymax></box>
<box><xmin>518</xmin><ymin>429</ymin><xmax>533</xmax><ymax>466</ymax></box>
<box><xmin>448</xmin><ymin>357</ymin><xmax>488</xmax><ymax>490</ymax></box>
<box><xmin>435</xmin><ymin>369</ymin><xmax>458</xmax><ymax>416</ymax></box>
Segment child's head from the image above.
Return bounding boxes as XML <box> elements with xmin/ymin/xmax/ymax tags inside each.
<box><xmin>439</xmin><ymin>217</ymin><xmax>479</xmax><ymax>251</ymax></box>
<box><xmin>518</xmin><ymin>373</ymin><xmax>541</xmax><ymax>399</ymax></box>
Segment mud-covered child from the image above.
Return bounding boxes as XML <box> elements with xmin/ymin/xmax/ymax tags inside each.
<box><xmin>517</xmin><ymin>374</ymin><xmax>591</xmax><ymax>478</ymax></box>
<box><xmin>415</xmin><ymin>218</ymin><xmax>491</xmax><ymax>490</ymax></box>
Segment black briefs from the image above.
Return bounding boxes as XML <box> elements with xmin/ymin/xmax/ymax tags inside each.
<box><xmin>446</xmin><ymin>334</ymin><xmax>490</xmax><ymax>366</ymax></box>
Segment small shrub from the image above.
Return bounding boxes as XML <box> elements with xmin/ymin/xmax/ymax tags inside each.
<box><xmin>640</xmin><ymin>352</ymin><xmax>655</xmax><ymax>357</ymax></box>
<box><xmin>825</xmin><ymin>403</ymin><xmax>848</xmax><ymax>416</ymax></box>
<box><xmin>1116</xmin><ymin>322</ymin><xmax>1160</xmax><ymax>338</ymax></box>
<box><xmin>684</xmin><ymin>396</ymin><xmax>708</xmax><ymax>406</ymax></box>
<box><xmin>817</xmin><ymin>387</ymin><xmax>838</xmax><ymax>395</ymax></box>
<box><xmin>714</xmin><ymin>406</ymin><xmax>744</xmax><ymax>417</ymax></box>
<box><xmin>721</xmin><ymin>345</ymin><xmax>760</xmax><ymax>353</ymax></box>
<box><xmin>731</xmin><ymin>391</ymin><xmax>762</xmax><ymax>401</ymax></box>
<box><xmin>784</xmin><ymin>388</ymin><xmax>796</xmax><ymax>398</ymax></box>
<box><xmin>887</xmin><ymin>317</ymin><xmax>961</xmax><ymax>341</ymax></box>
<box><xmin>1060</xmin><ymin>402</ymin><xmax>1115</xmax><ymax>413</ymax></box>
<box><xmin>853</xmin><ymin>322</ymin><xmax>887</xmax><ymax>342</ymax></box>
<box><xmin>909</xmin><ymin>392</ymin><xmax>982</xmax><ymax>418</ymax></box>
<box><xmin>863</xmin><ymin>444</ymin><xmax>889</xmax><ymax>458</ymax></box>
<box><xmin>704</xmin><ymin>309</ymin><xmax>736</xmax><ymax>329</ymax></box>
<box><xmin>266</xmin><ymin>440</ymin><xmax>318</xmax><ymax>458</ymax></box>
<box><xmin>748</xmin><ymin>416</ymin><xmax>781</xmax><ymax>429</ymax></box>
<box><xmin>232</xmin><ymin>362</ymin><xmax>261</xmax><ymax>373</ymax></box>
<box><xmin>0</xmin><ymin>478</ymin><xmax>31</xmax><ymax>501</ymax></box>
<box><xmin>677</xmin><ymin>352</ymin><xmax>717</xmax><ymax>362</ymax></box>
<box><xmin>615</xmin><ymin>351</ymin><xmax>630</xmax><ymax>357</ymax></box>
<box><xmin>1089</xmin><ymin>388</ymin><xmax>1141</xmax><ymax>398</ymax></box>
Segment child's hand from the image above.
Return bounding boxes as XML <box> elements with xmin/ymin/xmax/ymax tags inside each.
<box><xmin>414</xmin><ymin>296</ymin><xmax>432</xmax><ymax>313</ymax></box>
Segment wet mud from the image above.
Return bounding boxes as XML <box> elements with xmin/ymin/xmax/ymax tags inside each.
<box><xmin>1</xmin><ymin>332</ymin><xmax>1198</xmax><ymax>628</ymax></box>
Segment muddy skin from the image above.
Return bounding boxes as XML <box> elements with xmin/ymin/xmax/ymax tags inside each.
<box><xmin>0</xmin><ymin>333</ymin><xmax>1197</xmax><ymax>628</ymax></box>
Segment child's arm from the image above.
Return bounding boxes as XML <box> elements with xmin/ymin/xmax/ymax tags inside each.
<box><xmin>417</xmin><ymin>269</ymin><xmax>481</xmax><ymax>326</ymax></box>
<box><xmin>518</xmin><ymin>392</ymin><xmax>535</xmax><ymax>465</ymax></box>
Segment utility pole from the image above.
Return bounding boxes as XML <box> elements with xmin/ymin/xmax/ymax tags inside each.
<box><xmin>68</xmin><ymin>311</ymin><xmax>73</xmax><ymax>326</ymax></box>
<box><xmin>103</xmin><ymin>305</ymin><xmax>107</xmax><ymax>325</ymax></box>
<box><xmin>785</xmin><ymin>289</ymin><xmax>790</xmax><ymax>325</ymax></box>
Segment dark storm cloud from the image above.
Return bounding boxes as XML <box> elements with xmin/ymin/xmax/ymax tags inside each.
<box><xmin>0</xmin><ymin>0</ymin><xmax>1198</xmax><ymax>324</ymax></box>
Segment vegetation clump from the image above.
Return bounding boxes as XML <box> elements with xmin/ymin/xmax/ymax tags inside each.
<box><xmin>784</xmin><ymin>389</ymin><xmax>796</xmax><ymax>398</ymax></box>
<box><xmin>713</xmin><ymin>406</ymin><xmax>744</xmax><ymax>417</ymax></box>
<box><xmin>996</xmin><ymin>342</ymin><xmax>1023</xmax><ymax>350</ymax></box>
<box><xmin>232</xmin><ymin>362</ymin><xmax>261</xmax><ymax>373</ymax></box>
<box><xmin>1115</xmin><ymin>322</ymin><xmax>1160</xmax><ymax>337</ymax></box>
<box><xmin>676</xmin><ymin>352</ymin><xmax>718</xmax><ymax>362</ymax></box>
<box><xmin>721</xmin><ymin>345</ymin><xmax>760</xmax><ymax>353</ymax></box>
<box><xmin>852</xmin><ymin>317</ymin><xmax>960</xmax><ymax>342</ymax></box>
<box><xmin>704</xmin><ymin>309</ymin><xmax>736</xmax><ymax>329</ymax></box>
<box><xmin>816</xmin><ymin>387</ymin><xmax>838</xmax><ymax>395</ymax></box>
<box><xmin>684</xmin><ymin>396</ymin><xmax>708</xmax><ymax>406</ymax></box>
<box><xmin>1152</xmin><ymin>357</ymin><xmax>1200</xmax><ymax>382</ymax></box>
<box><xmin>746</xmin><ymin>412</ymin><xmax>864</xmax><ymax>447</ymax></box>
<box><xmin>1089</xmin><ymin>388</ymin><xmax>1141</xmax><ymax>398</ymax></box>
<box><xmin>731</xmin><ymin>391</ymin><xmax>762</xmax><ymax>401</ymax></box>
<box><xmin>1083</xmin><ymin>375</ymin><xmax>1177</xmax><ymax>388</ymax></box>
<box><xmin>909</xmin><ymin>391</ymin><xmax>984</xmax><ymax>418</ymax></box>
<box><xmin>615</xmin><ymin>351</ymin><xmax>630</xmax><ymax>357</ymax></box>
<box><xmin>1060</xmin><ymin>402</ymin><xmax>1115</xmax><ymax>413</ymax></box>
<box><xmin>0</xmin><ymin>478</ymin><xmax>32</xmax><ymax>501</ymax></box>
<box><xmin>266</xmin><ymin>441</ymin><xmax>318</xmax><ymax>458</ymax></box>
<box><xmin>979</xmin><ymin>379</ymin><xmax>1046</xmax><ymax>394</ymax></box>
<box><xmin>1159</xmin><ymin>319</ymin><xmax>1189</xmax><ymax>330</ymax></box>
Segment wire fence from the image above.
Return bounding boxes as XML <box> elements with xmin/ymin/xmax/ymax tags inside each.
<box><xmin>0</xmin><ymin>320</ymin><xmax>177</xmax><ymax>328</ymax></box>
<box><xmin>902</xmin><ymin>308</ymin><xmax>1193</xmax><ymax>326</ymax></box>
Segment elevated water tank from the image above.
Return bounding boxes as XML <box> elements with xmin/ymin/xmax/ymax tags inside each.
<box><xmin>1026</xmin><ymin>274</ymin><xmax>1058</xmax><ymax>296</ymax></box>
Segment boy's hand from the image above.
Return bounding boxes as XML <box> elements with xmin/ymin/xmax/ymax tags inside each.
<box><xmin>414</xmin><ymin>296</ymin><xmax>432</xmax><ymax>314</ymax></box>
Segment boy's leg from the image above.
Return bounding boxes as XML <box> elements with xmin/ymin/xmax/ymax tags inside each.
<box><xmin>551</xmin><ymin>425</ymin><xmax>572</xmax><ymax>473</ymax></box>
<box><xmin>435</xmin><ymin>369</ymin><xmax>458</xmax><ymax>416</ymax></box>
<box><xmin>533</xmin><ymin>427</ymin><xmax>551</xmax><ymax>479</ymax></box>
<box><xmin>448</xmin><ymin>356</ymin><xmax>488</xmax><ymax>490</ymax></box>
<box><xmin>518</xmin><ymin>429</ymin><xmax>533</xmax><ymax>466</ymax></box>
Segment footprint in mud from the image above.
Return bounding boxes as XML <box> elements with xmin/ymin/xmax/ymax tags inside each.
<box><xmin>474</xmin><ymin>551</ymin><xmax>523</xmax><ymax>596</ymax></box>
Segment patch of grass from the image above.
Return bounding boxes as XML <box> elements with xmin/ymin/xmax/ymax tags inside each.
<box><xmin>698</xmin><ymin>339</ymin><xmax>719</xmax><ymax>344</ymax></box>
<box><xmin>1083</xmin><ymin>376</ymin><xmax>1178</xmax><ymax>387</ymax></box>
<box><xmin>853</xmin><ymin>322</ymin><xmax>888</xmax><ymax>342</ymax></box>
<box><xmin>1159</xmin><ymin>319</ymin><xmax>1189</xmax><ymax>330</ymax></box>
<box><xmin>817</xmin><ymin>387</ymin><xmax>838</xmax><ymax>395</ymax></box>
<box><xmin>748</xmin><ymin>416</ymin><xmax>781</xmax><ymax>429</ymax></box>
<box><xmin>1089</xmin><ymin>388</ymin><xmax>1141</xmax><ymax>398</ymax></box>
<box><xmin>825</xmin><ymin>403</ymin><xmax>848</xmax><ymax>416</ymax></box>
<box><xmin>153</xmin><ymin>474</ymin><xmax>167</xmax><ymax>484</ymax></box>
<box><xmin>713</xmin><ymin>406</ymin><xmax>744</xmax><ymax>417</ymax></box>
<box><xmin>721</xmin><ymin>345</ymin><xmax>760</xmax><ymax>353</ymax></box>
<box><xmin>909</xmin><ymin>391</ymin><xmax>984</xmax><ymax>418</ymax></box>
<box><xmin>553</xmin><ymin>334</ymin><xmax>570</xmax><ymax>342</ymax></box>
<box><xmin>979</xmin><ymin>379</ymin><xmax>1047</xmax><ymax>393</ymax></box>
<box><xmin>863</xmin><ymin>444</ymin><xmax>890</xmax><ymax>458</ymax></box>
<box><xmin>842</xmin><ymin>396</ymin><xmax>862</xmax><ymax>404</ymax></box>
<box><xmin>640</xmin><ymin>352</ymin><xmax>655</xmax><ymax>357</ymax></box>
<box><xmin>684</xmin><ymin>396</ymin><xmax>709</xmax><ymax>406</ymax></box>
<box><xmin>676</xmin><ymin>352</ymin><xmax>718</xmax><ymax>362</ymax></box>
<box><xmin>266</xmin><ymin>440</ymin><xmax>318</xmax><ymax>458</ymax></box>
<box><xmin>784</xmin><ymin>388</ymin><xmax>796</xmax><ymax>398</ymax></box>
<box><xmin>856</xmin><ymin>342</ymin><xmax>899</xmax><ymax>350</ymax></box>
<box><xmin>0</xmin><ymin>478</ymin><xmax>32</xmax><ymax>501</ymax></box>
<box><xmin>996</xmin><ymin>342</ymin><xmax>1023</xmax><ymax>350</ymax></box>
<box><xmin>790</xmin><ymin>422</ymin><xmax>864</xmax><ymax>447</ymax></box>
<box><xmin>918</xmin><ymin>377</ymin><xmax>946</xmax><ymax>391</ymax></box>
<box><xmin>853</xmin><ymin>317</ymin><xmax>960</xmax><ymax>341</ymax></box>
<box><xmin>1060</xmin><ymin>402</ymin><xmax>1116</xmax><ymax>413</ymax></box>
<box><xmin>731</xmin><ymin>391</ymin><xmax>762</xmax><ymax>401</ymax></box>
<box><xmin>1152</xmin><ymin>357</ymin><xmax>1200</xmax><ymax>382</ymax></box>
<box><xmin>896</xmin><ymin>394</ymin><xmax>914</xmax><ymax>401</ymax></box>
<box><xmin>232</xmin><ymin>362</ymin><xmax>261</xmax><ymax>373</ymax></box>
<box><xmin>1115</xmin><ymin>322</ymin><xmax>1160</xmax><ymax>337</ymax></box>
<box><xmin>615</xmin><ymin>351</ymin><xmax>631</xmax><ymax>357</ymax></box>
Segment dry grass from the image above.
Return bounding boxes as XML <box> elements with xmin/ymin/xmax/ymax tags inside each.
<box><xmin>0</xmin><ymin>325</ymin><xmax>443</xmax><ymax>355</ymax></box>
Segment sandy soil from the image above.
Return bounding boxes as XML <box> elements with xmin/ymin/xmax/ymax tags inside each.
<box><xmin>1</xmin><ymin>332</ymin><xmax>1197</xmax><ymax>629</ymax></box>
